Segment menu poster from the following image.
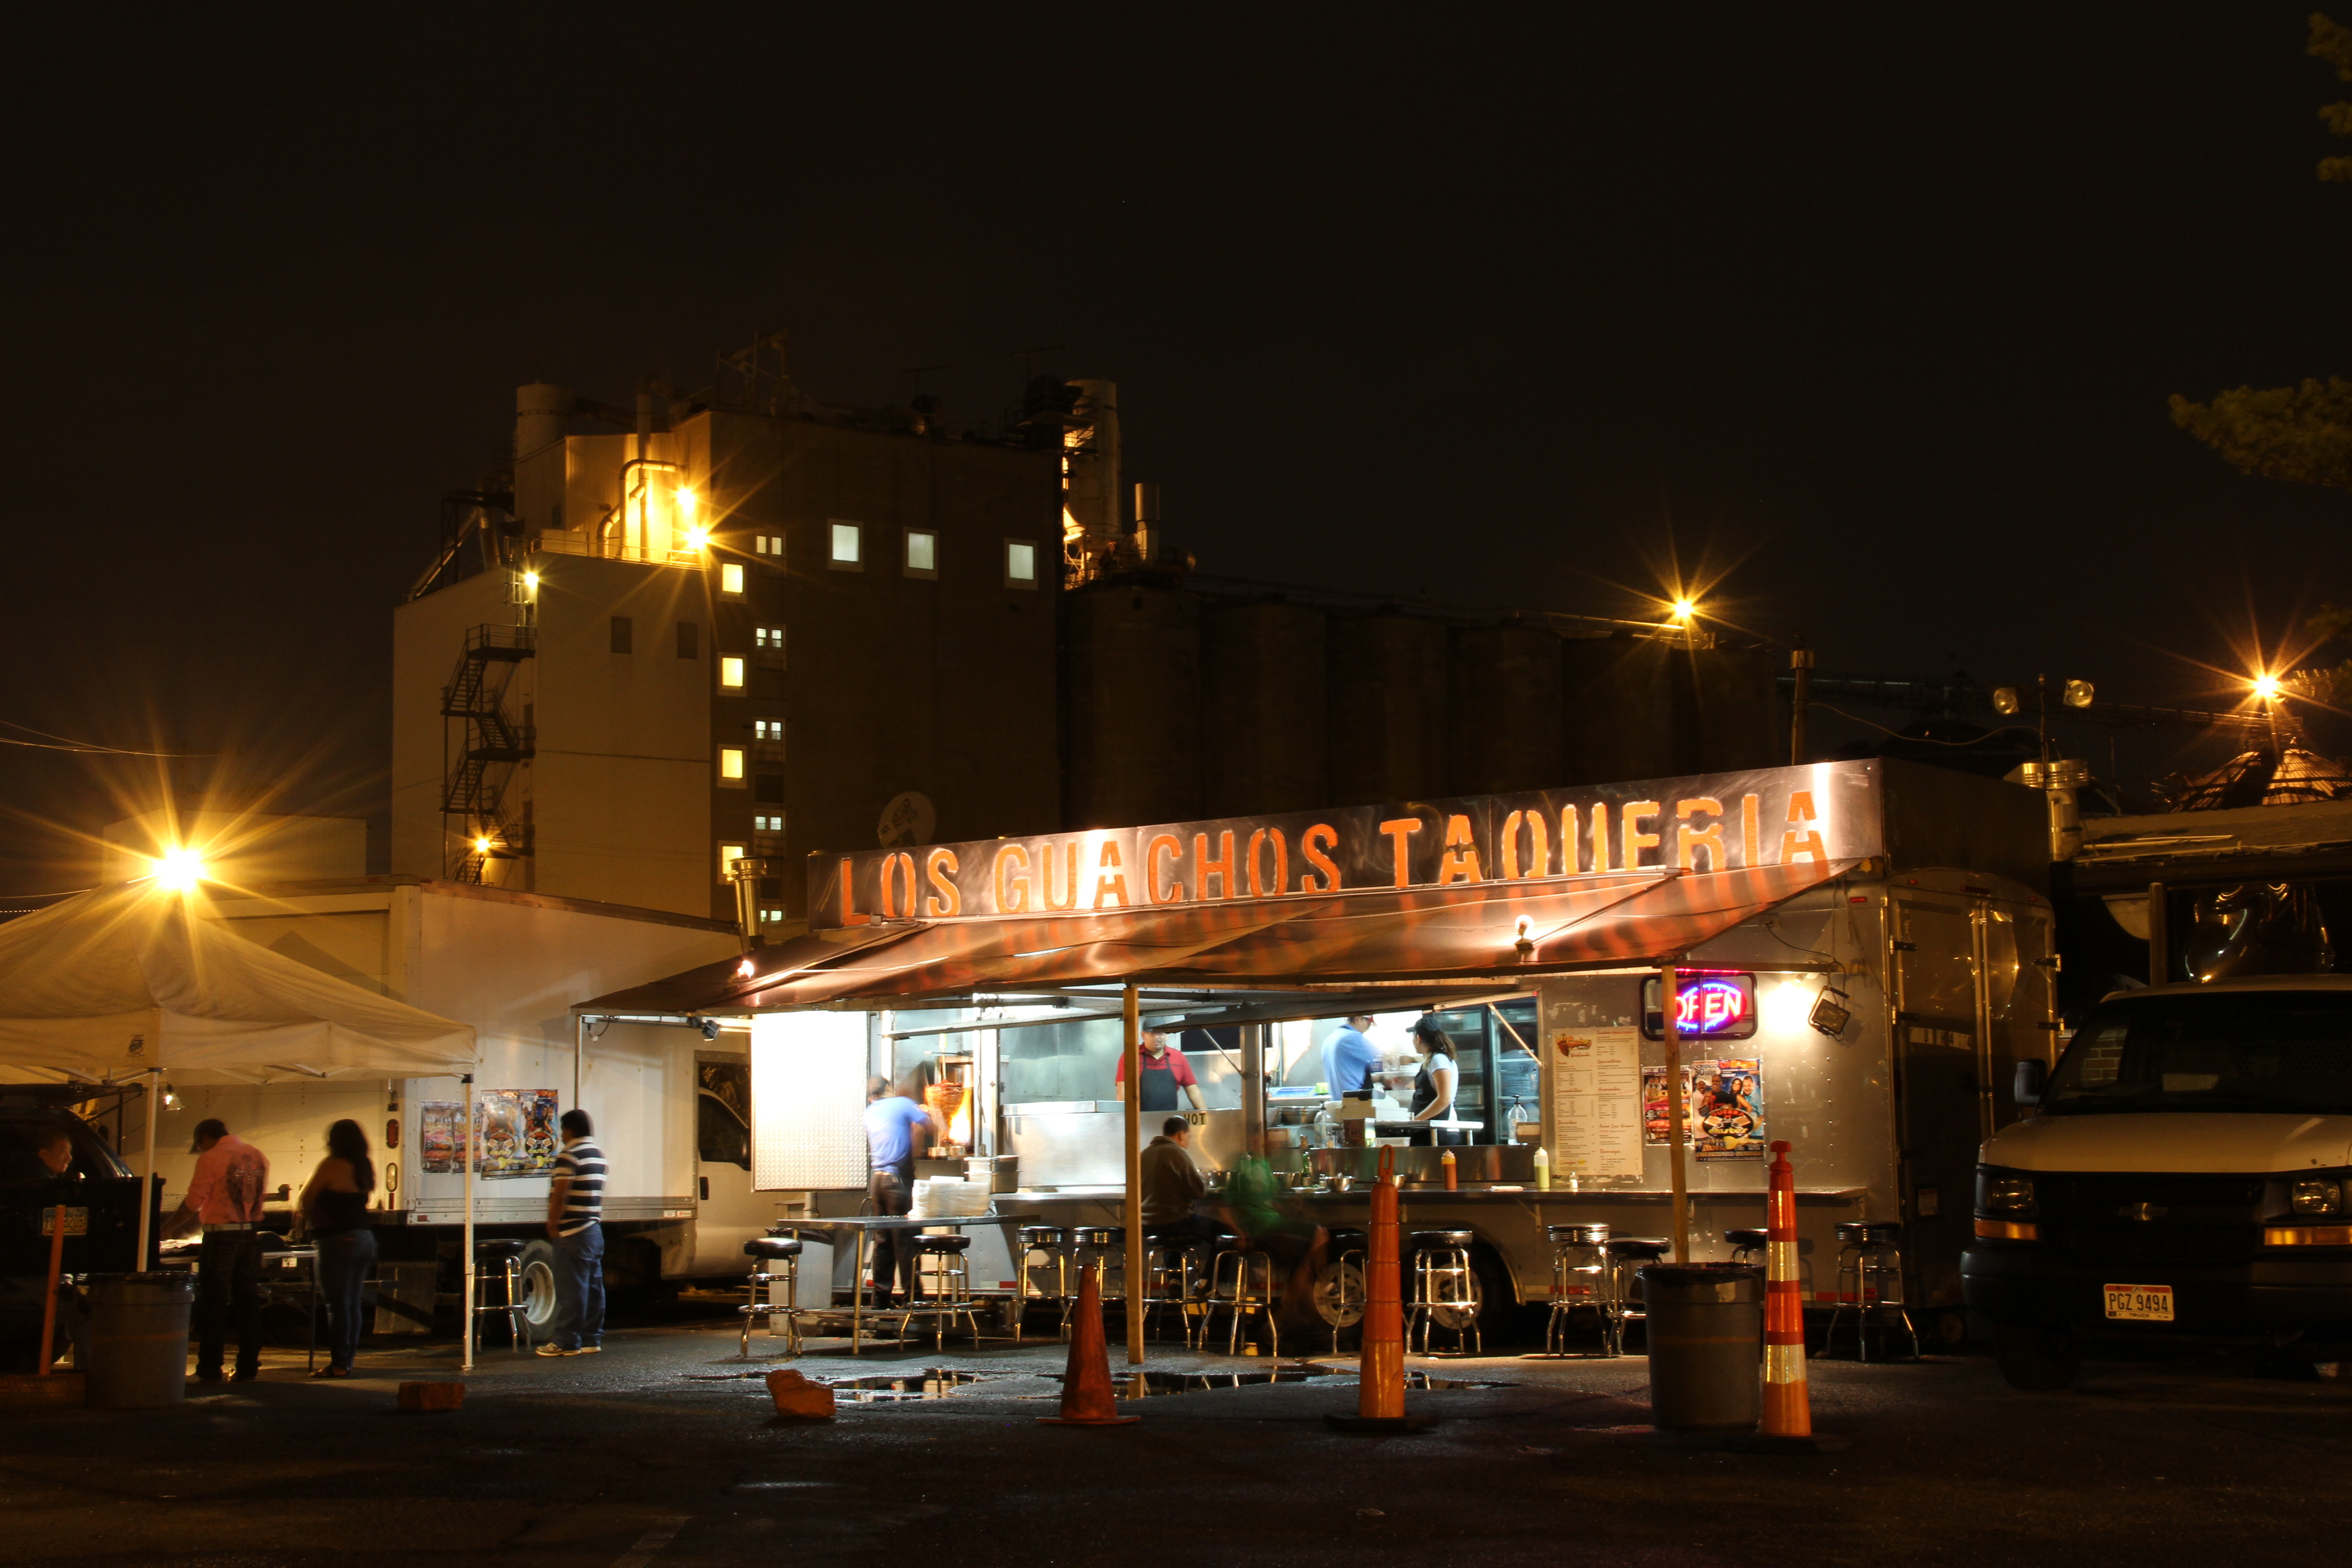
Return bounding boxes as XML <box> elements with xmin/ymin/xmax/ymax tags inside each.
<box><xmin>1551</xmin><ymin>1024</ymin><xmax>1642</xmax><ymax>1178</ymax></box>
<box><xmin>1692</xmin><ymin>1058</ymin><xmax>1765</xmax><ymax>1161</ymax></box>
<box><xmin>419</xmin><ymin>1101</ymin><xmax>464</xmax><ymax>1174</ymax></box>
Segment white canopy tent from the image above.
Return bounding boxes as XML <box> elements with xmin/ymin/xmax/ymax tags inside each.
<box><xmin>0</xmin><ymin>882</ymin><xmax>482</xmax><ymax>1361</ymax></box>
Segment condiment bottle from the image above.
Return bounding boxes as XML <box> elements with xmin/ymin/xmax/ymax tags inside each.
<box><xmin>1441</xmin><ymin>1147</ymin><xmax>1458</xmax><ymax>1191</ymax></box>
<box><xmin>1534</xmin><ymin>1145</ymin><xmax>1552</xmax><ymax>1191</ymax></box>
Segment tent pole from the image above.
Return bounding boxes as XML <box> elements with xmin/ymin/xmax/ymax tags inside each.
<box><xmin>462</xmin><ymin>1072</ymin><xmax>476</xmax><ymax>1374</ymax></box>
<box><xmin>1122</xmin><ymin>984</ymin><xmax>1144</xmax><ymax>1366</ymax></box>
<box><xmin>1662</xmin><ymin>962</ymin><xmax>1690</xmax><ymax>1263</ymax></box>
<box><xmin>137</xmin><ymin>1066</ymin><xmax>161</xmax><ymax>1270</ymax></box>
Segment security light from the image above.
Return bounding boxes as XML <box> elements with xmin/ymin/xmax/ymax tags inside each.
<box><xmin>151</xmin><ymin>847</ymin><xmax>206</xmax><ymax>892</ymax></box>
<box><xmin>1992</xmin><ymin>687</ymin><xmax>2020</xmax><ymax>716</ymax></box>
<box><xmin>2062</xmin><ymin>680</ymin><xmax>2094</xmax><ymax>708</ymax></box>
<box><xmin>2252</xmin><ymin>673</ymin><xmax>2283</xmax><ymax>701</ymax></box>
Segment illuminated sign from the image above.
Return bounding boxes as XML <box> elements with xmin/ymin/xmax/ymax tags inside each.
<box><xmin>1640</xmin><ymin>972</ymin><xmax>1759</xmax><ymax>1041</ymax></box>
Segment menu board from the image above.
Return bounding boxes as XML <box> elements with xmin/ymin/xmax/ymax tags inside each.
<box><xmin>1550</xmin><ymin>1024</ymin><xmax>1643</xmax><ymax>1179</ymax></box>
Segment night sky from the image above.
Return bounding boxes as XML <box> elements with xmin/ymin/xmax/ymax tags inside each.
<box><xmin>3</xmin><ymin>7</ymin><xmax>2346</xmax><ymax>894</ymax></box>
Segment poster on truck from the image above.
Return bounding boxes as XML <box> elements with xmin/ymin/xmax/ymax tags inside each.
<box><xmin>475</xmin><ymin>1089</ymin><xmax>562</xmax><ymax>1179</ymax></box>
<box><xmin>1691</xmin><ymin>1058</ymin><xmax>1765</xmax><ymax>1160</ymax></box>
<box><xmin>420</xmin><ymin>1101</ymin><xmax>465</xmax><ymax>1173</ymax></box>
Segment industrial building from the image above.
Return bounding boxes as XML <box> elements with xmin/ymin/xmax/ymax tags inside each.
<box><xmin>391</xmin><ymin>349</ymin><xmax>1779</xmax><ymax>932</ymax></box>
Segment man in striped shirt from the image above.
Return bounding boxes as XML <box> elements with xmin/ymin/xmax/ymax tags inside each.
<box><xmin>537</xmin><ymin>1108</ymin><xmax>606</xmax><ymax>1357</ymax></box>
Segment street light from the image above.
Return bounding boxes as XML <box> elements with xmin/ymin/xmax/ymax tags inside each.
<box><xmin>2252</xmin><ymin>673</ymin><xmax>2283</xmax><ymax>701</ymax></box>
<box><xmin>151</xmin><ymin>846</ymin><xmax>206</xmax><ymax>892</ymax></box>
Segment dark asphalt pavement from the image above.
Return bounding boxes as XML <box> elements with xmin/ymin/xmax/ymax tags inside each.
<box><xmin>1</xmin><ymin>1318</ymin><xmax>2342</xmax><ymax>1567</ymax></box>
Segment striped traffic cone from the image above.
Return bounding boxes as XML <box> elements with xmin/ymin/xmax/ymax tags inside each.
<box><xmin>1735</xmin><ymin>1140</ymin><xmax>1847</xmax><ymax>1453</ymax></box>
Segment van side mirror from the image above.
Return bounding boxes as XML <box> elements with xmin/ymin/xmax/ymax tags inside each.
<box><xmin>2014</xmin><ymin>1059</ymin><xmax>2048</xmax><ymax>1107</ymax></box>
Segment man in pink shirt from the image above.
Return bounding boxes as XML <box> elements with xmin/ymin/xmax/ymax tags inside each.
<box><xmin>170</xmin><ymin>1118</ymin><xmax>271</xmax><ymax>1383</ymax></box>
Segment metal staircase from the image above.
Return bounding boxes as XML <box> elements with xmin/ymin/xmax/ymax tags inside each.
<box><xmin>441</xmin><ymin>623</ymin><xmax>536</xmax><ymax>881</ymax></box>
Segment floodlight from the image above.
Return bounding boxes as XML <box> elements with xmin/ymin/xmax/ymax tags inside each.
<box><xmin>2252</xmin><ymin>673</ymin><xmax>2283</xmax><ymax>701</ymax></box>
<box><xmin>2062</xmin><ymin>679</ymin><xmax>2094</xmax><ymax>709</ymax></box>
<box><xmin>1992</xmin><ymin>686</ymin><xmax>2020</xmax><ymax>716</ymax></box>
<box><xmin>151</xmin><ymin>847</ymin><xmax>206</xmax><ymax>892</ymax></box>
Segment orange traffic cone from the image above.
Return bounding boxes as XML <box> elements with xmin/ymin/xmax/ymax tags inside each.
<box><xmin>1326</xmin><ymin>1148</ymin><xmax>1436</xmax><ymax>1434</ymax></box>
<box><xmin>1038</xmin><ymin>1261</ymin><xmax>1140</xmax><ymax>1426</ymax></box>
<box><xmin>1735</xmin><ymin>1140</ymin><xmax>1846</xmax><ymax>1453</ymax></box>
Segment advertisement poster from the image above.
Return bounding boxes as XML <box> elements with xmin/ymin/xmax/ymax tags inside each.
<box><xmin>473</xmin><ymin>1089</ymin><xmax>563</xmax><ymax>1179</ymax></box>
<box><xmin>523</xmin><ymin>1089</ymin><xmax>560</xmax><ymax>1169</ymax></box>
<box><xmin>1642</xmin><ymin>1064</ymin><xmax>1694</xmax><ymax>1146</ymax></box>
<box><xmin>1691</xmin><ymin>1058</ymin><xmax>1765</xmax><ymax>1160</ymax></box>
<box><xmin>419</xmin><ymin>1101</ymin><xmax>464</xmax><ymax>1174</ymax></box>
<box><xmin>1550</xmin><ymin>1024</ymin><xmax>1642</xmax><ymax>1178</ymax></box>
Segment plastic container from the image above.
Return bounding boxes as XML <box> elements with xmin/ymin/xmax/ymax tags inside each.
<box><xmin>1637</xmin><ymin>1262</ymin><xmax>1764</xmax><ymax>1431</ymax></box>
<box><xmin>85</xmin><ymin>1272</ymin><xmax>195</xmax><ymax>1410</ymax></box>
<box><xmin>1534</xmin><ymin>1147</ymin><xmax>1552</xmax><ymax>1191</ymax></box>
<box><xmin>1441</xmin><ymin>1149</ymin><xmax>1457</xmax><ymax>1191</ymax></box>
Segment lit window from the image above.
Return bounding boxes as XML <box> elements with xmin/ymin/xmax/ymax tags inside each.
<box><xmin>755</xmin><ymin>813</ymin><xmax>784</xmax><ymax>833</ymax></box>
<box><xmin>905</xmin><ymin>529</ymin><xmax>937</xmax><ymax>578</ymax></box>
<box><xmin>718</xmin><ymin>843</ymin><xmax>748</xmax><ymax>881</ymax></box>
<box><xmin>758</xmin><ymin>907</ymin><xmax>787</xmax><ymax>925</ymax></box>
<box><xmin>753</xmin><ymin>534</ymin><xmax>784</xmax><ymax>556</ymax></box>
<box><xmin>754</xmin><ymin>719</ymin><xmax>784</xmax><ymax>744</ymax></box>
<box><xmin>1005</xmin><ymin>539</ymin><xmax>1037</xmax><ymax>588</ymax></box>
<box><xmin>720</xmin><ymin>657</ymin><xmax>745</xmax><ymax>688</ymax></box>
<box><xmin>720</xmin><ymin>562</ymin><xmax>745</xmax><ymax>595</ymax></box>
<box><xmin>718</xmin><ymin>747</ymin><xmax>745</xmax><ymax>784</ymax></box>
<box><xmin>829</xmin><ymin>521</ymin><xmax>862</xmax><ymax>569</ymax></box>
<box><xmin>755</xmin><ymin>626</ymin><xmax>784</xmax><ymax>650</ymax></box>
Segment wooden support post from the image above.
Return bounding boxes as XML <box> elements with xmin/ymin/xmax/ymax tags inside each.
<box><xmin>1662</xmin><ymin>962</ymin><xmax>1690</xmax><ymax>1263</ymax></box>
<box><xmin>1122</xmin><ymin>985</ymin><xmax>1145</xmax><ymax>1365</ymax></box>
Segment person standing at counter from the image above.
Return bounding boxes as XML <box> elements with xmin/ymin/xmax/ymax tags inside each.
<box><xmin>1320</xmin><ymin>1014</ymin><xmax>1380</xmax><ymax>1098</ymax></box>
<box><xmin>862</xmin><ymin>1076</ymin><xmax>934</xmax><ymax>1305</ymax></box>
<box><xmin>1404</xmin><ymin>1016</ymin><xmax>1466</xmax><ymax>1147</ymax></box>
<box><xmin>1111</xmin><ymin>1026</ymin><xmax>1208</xmax><ymax>1113</ymax></box>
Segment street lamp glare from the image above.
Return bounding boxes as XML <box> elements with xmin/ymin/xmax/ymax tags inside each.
<box><xmin>1671</xmin><ymin>598</ymin><xmax>1696</xmax><ymax>621</ymax></box>
<box><xmin>2252</xmin><ymin>673</ymin><xmax>2283</xmax><ymax>701</ymax></box>
<box><xmin>152</xmin><ymin>847</ymin><xmax>206</xmax><ymax>892</ymax></box>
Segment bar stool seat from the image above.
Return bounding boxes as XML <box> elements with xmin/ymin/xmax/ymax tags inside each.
<box><xmin>1539</xmin><ymin>1223</ymin><xmax>1613</xmax><ymax>1357</ymax></box>
<box><xmin>739</xmin><ymin>1236</ymin><xmax>804</xmax><ymax>1358</ymax></box>
<box><xmin>1724</xmin><ymin>1228</ymin><xmax>1768</xmax><ymax>1267</ymax></box>
<box><xmin>473</xmin><ymin>1239</ymin><xmax>529</xmax><ymax>1351</ymax></box>
<box><xmin>1406</xmin><ymin>1230</ymin><xmax>1481</xmax><ymax>1356</ymax></box>
<box><xmin>910</xmin><ymin>1233</ymin><xmax>972</xmax><ymax>1254</ymax></box>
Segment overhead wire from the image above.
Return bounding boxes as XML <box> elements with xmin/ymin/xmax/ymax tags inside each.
<box><xmin>0</xmin><ymin>717</ymin><xmax>211</xmax><ymax>757</ymax></box>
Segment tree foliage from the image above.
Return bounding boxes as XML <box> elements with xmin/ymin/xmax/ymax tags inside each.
<box><xmin>2317</xmin><ymin>11</ymin><xmax>2352</xmax><ymax>182</ymax></box>
<box><xmin>2169</xmin><ymin>378</ymin><xmax>2352</xmax><ymax>490</ymax></box>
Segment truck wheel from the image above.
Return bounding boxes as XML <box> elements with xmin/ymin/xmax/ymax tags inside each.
<box><xmin>515</xmin><ymin>1240</ymin><xmax>562</xmax><ymax>1346</ymax></box>
<box><xmin>1994</xmin><ymin>1323</ymin><xmax>2078</xmax><ymax>1391</ymax></box>
<box><xmin>1312</xmin><ymin>1258</ymin><xmax>1367</xmax><ymax>1331</ymax></box>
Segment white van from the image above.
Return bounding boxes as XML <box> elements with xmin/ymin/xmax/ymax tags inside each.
<box><xmin>1963</xmin><ymin>975</ymin><xmax>2352</xmax><ymax>1389</ymax></box>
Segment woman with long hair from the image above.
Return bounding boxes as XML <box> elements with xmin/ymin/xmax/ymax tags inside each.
<box><xmin>1405</xmin><ymin>1016</ymin><xmax>1466</xmax><ymax>1147</ymax></box>
<box><xmin>299</xmin><ymin>1118</ymin><xmax>377</xmax><ymax>1377</ymax></box>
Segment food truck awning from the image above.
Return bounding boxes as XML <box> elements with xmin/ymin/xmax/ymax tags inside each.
<box><xmin>579</xmin><ymin>858</ymin><xmax>1857</xmax><ymax>1015</ymax></box>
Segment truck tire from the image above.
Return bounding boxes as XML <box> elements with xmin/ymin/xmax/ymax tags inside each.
<box><xmin>515</xmin><ymin>1240</ymin><xmax>563</xmax><ymax>1345</ymax></box>
<box><xmin>1994</xmin><ymin>1323</ymin><xmax>2079</xmax><ymax>1391</ymax></box>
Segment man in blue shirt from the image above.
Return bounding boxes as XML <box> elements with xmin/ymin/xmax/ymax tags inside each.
<box><xmin>1321</xmin><ymin>1015</ymin><xmax>1381</xmax><ymax>1099</ymax></box>
<box><xmin>863</xmin><ymin>1077</ymin><xmax>934</xmax><ymax>1304</ymax></box>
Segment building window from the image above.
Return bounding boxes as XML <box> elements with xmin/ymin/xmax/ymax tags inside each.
<box><xmin>755</xmin><ymin>774</ymin><xmax>785</xmax><ymax>804</ymax></box>
<box><xmin>676</xmin><ymin>621</ymin><xmax>699</xmax><ymax>659</ymax></box>
<box><xmin>610</xmin><ymin>615</ymin><xmax>633</xmax><ymax>654</ymax></box>
<box><xmin>828</xmin><ymin>520</ymin><xmax>862</xmax><ymax>570</ymax></box>
<box><xmin>754</xmin><ymin>719</ymin><xmax>784</xmax><ymax>744</ymax></box>
<box><xmin>757</xmin><ymin>907</ymin><xmax>787</xmax><ymax>926</ymax></box>
<box><xmin>904</xmin><ymin>529</ymin><xmax>937</xmax><ymax>579</ymax></box>
<box><xmin>718</xmin><ymin>747</ymin><xmax>746</xmax><ymax>784</ymax></box>
<box><xmin>720</xmin><ymin>562</ymin><xmax>746</xmax><ymax>596</ymax></box>
<box><xmin>1004</xmin><ymin>539</ymin><xmax>1038</xmax><ymax>588</ymax></box>
<box><xmin>754</xmin><ymin>534</ymin><xmax>784</xmax><ymax>557</ymax></box>
<box><xmin>718</xmin><ymin>843</ymin><xmax>748</xmax><ymax>882</ymax></box>
<box><xmin>720</xmin><ymin>656</ymin><xmax>745</xmax><ymax>689</ymax></box>
<box><xmin>754</xmin><ymin>813</ymin><xmax>784</xmax><ymax>833</ymax></box>
<box><xmin>755</xmin><ymin>625</ymin><xmax>784</xmax><ymax>651</ymax></box>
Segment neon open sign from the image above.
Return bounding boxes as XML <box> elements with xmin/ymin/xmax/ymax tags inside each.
<box><xmin>1640</xmin><ymin>972</ymin><xmax>1759</xmax><ymax>1040</ymax></box>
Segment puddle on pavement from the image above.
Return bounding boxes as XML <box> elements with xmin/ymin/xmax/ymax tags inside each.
<box><xmin>685</xmin><ymin>1366</ymin><xmax>1006</xmax><ymax>1402</ymax></box>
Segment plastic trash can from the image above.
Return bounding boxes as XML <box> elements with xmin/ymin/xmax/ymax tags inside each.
<box><xmin>86</xmin><ymin>1272</ymin><xmax>196</xmax><ymax>1410</ymax></box>
<box><xmin>1637</xmin><ymin>1262</ymin><xmax>1764</xmax><ymax>1431</ymax></box>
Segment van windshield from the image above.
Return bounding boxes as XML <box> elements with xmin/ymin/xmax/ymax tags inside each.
<box><xmin>2047</xmin><ymin>992</ymin><xmax>2352</xmax><ymax>1116</ymax></box>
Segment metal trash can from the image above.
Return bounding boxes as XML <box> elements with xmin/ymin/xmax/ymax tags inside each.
<box><xmin>86</xmin><ymin>1273</ymin><xmax>196</xmax><ymax>1410</ymax></box>
<box><xmin>1638</xmin><ymin>1262</ymin><xmax>1764</xmax><ymax>1431</ymax></box>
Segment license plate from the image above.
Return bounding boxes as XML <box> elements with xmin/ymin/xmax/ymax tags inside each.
<box><xmin>2103</xmin><ymin>1284</ymin><xmax>2174</xmax><ymax>1322</ymax></box>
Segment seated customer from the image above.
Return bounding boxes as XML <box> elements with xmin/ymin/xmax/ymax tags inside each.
<box><xmin>1140</xmin><ymin>1116</ymin><xmax>1220</xmax><ymax>1254</ymax></box>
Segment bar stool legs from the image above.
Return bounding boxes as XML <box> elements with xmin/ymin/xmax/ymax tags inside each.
<box><xmin>1823</xmin><ymin>1222</ymin><xmax>1919</xmax><ymax>1362</ymax></box>
<box><xmin>1205</xmin><ymin>1248</ymin><xmax>1279</xmax><ymax>1357</ymax></box>
<box><xmin>1540</xmin><ymin>1225</ymin><xmax>1612</xmax><ymax>1357</ymax></box>
<box><xmin>1405</xmin><ymin>1231</ymin><xmax>1481</xmax><ymax>1357</ymax></box>
<box><xmin>738</xmin><ymin>1238</ymin><xmax>804</xmax><ymax>1358</ymax></box>
<box><xmin>472</xmin><ymin>1241</ymin><xmax>529</xmax><ymax>1351</ymax></box>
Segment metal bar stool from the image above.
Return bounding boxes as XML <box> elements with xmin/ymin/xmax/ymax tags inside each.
<box><xmin>1824</xmin><ymin>1221</ymin><xmax>1918</xmax><ymax>1362</ymax></box>
<box><xmin>1014</xmin><ymin>1224</ymin><xmax>1071</xmax><ymax>1345</ymax></box>
<box><xmin>1205</xmin><ymin>1238</ymin><xmax>1279</xmax><ymax>1357</ymax></box>
<box><xmin>1141</xmin><ymin>1232</ymin><xmax>1215</xmax><ymax>1347</ymax></box>
<box><xmin>1540</xmin><ymin>1223</ymin><xmax>1613</xmax><ymax>1357</ymax></box>
<box><xmin>1319</xmin><ymin>1227</ymin><xmax>1368</xmax><ymax>1355</ymax></box>
<box><xmin>1600</xmin><ymin>1237</ymin><xmax>1669</xmax><ymax>1356</ymax></box>
<box><xmin>1064</xmin><ymin>1226</ymin><xmax>1126</xmax><ymax>1341</ymax></box>
<box><xmin>473</xmin><ymin>1239</ymin><xmax>529</xmax><ymax>1351</ymax></box>
<box><xmin>1406</xmin><ymin>1229</ymin><xmax>1481</xmax><ymax>1356</ymax></box>
<box><xmin>738</xmin><ymin>1236</ymin><xmax>803</xmax><ymax>1358</ymax></box>
<box><xmin>1724</xmin><ymin>1227</ymin><xmax>1768</xmax><ymax>1267</ymax></box>
<box><xmin>909</xmin><ymin>1233</ymin><xmax>981</xmax><ymax>1350</ymax></box>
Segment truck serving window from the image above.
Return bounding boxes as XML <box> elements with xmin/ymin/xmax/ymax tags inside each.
<box><xmin>2047</xmin><ymin>993</ymin><xmax>2352</xmax><ymax>1115</ymax></box>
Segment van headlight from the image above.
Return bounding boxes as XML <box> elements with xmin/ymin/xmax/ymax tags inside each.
<box><xmin>1977</xmin><ymin>1170</ymin><xmax>2036</xmax><ymax>1216</ymax></box>
<box><xmin>2291</xmin><ymin>1179</ymin><xmax>2343</xmax><ymax>1216</ymax></box>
